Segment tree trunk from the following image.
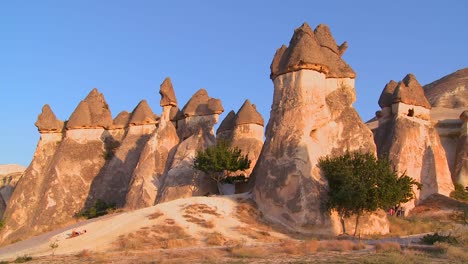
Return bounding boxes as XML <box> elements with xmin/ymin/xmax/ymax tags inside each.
<box><xmin>353</xmin><ymin>213</ymin><xmax>360</xmax><ymax>237</ymax></box>
<box><xmin>340</xmin><ymin>214</ymin><xmax>346</xmax><ymax>235</ymax></box>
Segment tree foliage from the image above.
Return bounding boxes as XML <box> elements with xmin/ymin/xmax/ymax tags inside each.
<box><xmin>193</xmin><ymin>140</ymin><xmax>250</xmax><ymax>190</ymax></box>
<box><xmin>318</xmin><ymin>151</ymin><xmax>422</xmax><ymax>236</ymax></box>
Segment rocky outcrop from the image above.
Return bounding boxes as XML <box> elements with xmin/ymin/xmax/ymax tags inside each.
<box><xmin>374</xmin><ymin>74</ymin><xmax>454</xmax><ymax>210</ymax></box>
<box><xmin>231</xmin><ymin>100</ymin><xmax>264</xmax><ymax>177</ymax></box>
<box><xmin>216</xmin><ymin>110</ymin><xmax>236</xmax><ymax>141</ymax></box>
<box><xmin>34</xmin><ymin>104</ymin><xmax>64</xmax><ymax>132</ymax></box>
<box><xmin>252</xmin><ymin>23</ymin><xmax>383</xmax><ymax>235</ymax></box>
<box><xmin>87</xmin><ymin>100</ymin><xmax>157</xmax><ymax>207</ymax></box>
<box><xmin>1</xmin><ymin>90</ymin><xmax>111</xmax><ymax>243</ymax></box>
<box><xmin>156</xmin><ymin>89</ymin><xmax>223</xmax><ymax>203</ymax></box>
<box><xmin>454</xmin><ymin>110</ymin><xmax>468</xmax><ymax>187</ymax></box>
<box><xmin>0</xmin><ymin>165</ymin><xmax>25</xmax><ymax>219</ymax></box>
<box><xmin>424</xmin><ymin>68</ymin><xmax>468</xmax><ymax>108</ymax></box>
<box><xmin>125</xmin><ymin>79</ymin><xmax>180</xmax><ymax>209</ymax></box>
<box><xmin>66</xmin><ymin>88</ymin><xmax>113</xmax><ymax>129</ymax></box>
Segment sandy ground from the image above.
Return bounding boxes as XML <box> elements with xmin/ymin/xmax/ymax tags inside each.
<box><xmin>0</xmin><ymin>193</ymin><xmax>288</xmax><ymax>261</ymax></box>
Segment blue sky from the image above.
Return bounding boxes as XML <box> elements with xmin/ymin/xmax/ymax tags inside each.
<box><xmin>1</xmin><ymin>1</ymin><xmax>467</xmax><ymax>166</ymax></box>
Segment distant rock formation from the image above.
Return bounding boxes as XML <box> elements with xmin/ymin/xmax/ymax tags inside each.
<box><xmin>125</xmin><ymin>78</ymin><xmax>180</xmax><ymax>209</ymax></box>
<box><xmin>0</xmin><ymin>165</ymin><xmax>25</xmax><ymax>219</ymax></box>
<box><xmin>156</xmin><ymin>89</ymin><xmax>223</xmax><ymax>203</ymax></box>
<box><xmin>424</xmin><ymin>68</ymin><xmax>468</xmax><ymax>108</ymax></box>
<box><xmin>373</xmin><ymin>74</ymin><xmax>454</xmax><ymax>210</ymax></box>
<box><xmin>216</xmin><ymin>110</ymin><xmax>236</xmax><ymax>141</ymax></box>
<box><xmin>454</xmin><ymin>110</ymin><xmax>468</xmax><ymax>187</ymax></box>
<box><xmin>66</xmin><ymin>88</ymin><xmax>113</xmax><ymax>129</ymax></box>
<box><xmin>252</xmin><ymin>23</ymin><xmax>384</xmax><ymax>235</ymax></box>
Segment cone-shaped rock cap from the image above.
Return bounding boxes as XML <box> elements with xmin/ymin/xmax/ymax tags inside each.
<box><xmin>235</xmin><ymin>99</ymin><xmax>264</xmax><ymax>126</ymax></box>
<box><xmin>378</xmin><ymin>80</ymin><xmax>398</xmax><ymax>108</ymax></box>
<box><xmin>159</xmin><ymin>77</ymin><xmax>178</xmax><ymax>107</ymax></box>
<box><xmin>112</xmin><ymin>111</ymin><xmax>131</xmax><ymax>129</ymax></box>
<box><xmin>460</xmin><ymin>110</ymin><xmax>468</xmax><ymax>122</ymax></box>
<box><xmin>66</xmin><ymin>88</ymin><xmax>113</xmax><ymax>129</ymax></box>
<box><xmin>129</xmin><ymin>100</ymin><xmax>157</xmax><ymax>126</ymax></box>
<box><xmin>35</xmin><ymin>104</ymin><xmax>64</xmax><ymax>132</ymax></box>
<box><xmin>393</xmin><ymin>74</ymin><xmax>431</xmax><ymax>109</ymax></box>
<box><xmin>181</xmin><ymin>89</ymin><xmax>224</xmax><ymax>117</ymax></box>
<box><xmin>216</xmin><ymin>110</ymin><xmax>236</xmax><ymax>134</ymax></box>
<box><xmin>270</xmin><ymin>22</ymin><xmax>356</xmax><ymax>80</ymax></box>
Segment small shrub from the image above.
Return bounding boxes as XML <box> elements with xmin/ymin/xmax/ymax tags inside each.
<box><xmin>450</xmin><ymin>184</ymin><xmax>468</xmax><ymax>202</ymax></box>
<box><xmin>303</xmin><ymin>240</ymin><xmax>320</xmax><ymax>253</ymax></box>
<box><xmin>75</xmin><ymin>249</ymin><xmax>91</xmax><ymax>258</ymax></box>
<box><xmin>353</xmin><ymin>241</ymin><xmax>366</xmax><ymax>250</ymax></box>
<box><xmin>0</xmin><ymin>219</ymin><xmax>5</xmax><ymax>230</ymax></box>
<box><xmin>49</xmin><ymin>240</ymin><xmax>59</xmax><ymax>256</ymax></box>
<box><xmin>375</xmin><ymin>242</ymin><xmax>401</xmax><ymax>253</ymax></box>
<box><xmin>147</xmin><ymin>211</ymin><xmax>163</xmax><ymax>220</ymax></box>
<box><xmin>14</xmin><ymin>255</ymin><xmax>32</xmax><ymax>263</ymax></box>
<box><xmin>318</xmin><ymin>240</ymin><xmax>355</xmax><ymax>252</ymax></box>
<box><xmin>77</xmin><ymin>199</ymin><xmax>116</xmax><ymax>219</ymax></box>
<box><xmin>420</xmin><ymin>232</ymin><xmax>458</xmax><ymax>245</ymax></box>
<box><xmin>278</xmin><ymin>240</ymin><xmax>303</xmax><ymax>255</ymax></box>
<box><xmin>229</xmin><ymin>245</ymin><xmax>269</xmax><ymax>258</ymax></box>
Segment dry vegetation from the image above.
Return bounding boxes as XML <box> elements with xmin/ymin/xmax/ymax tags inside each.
<box><xmin>182</xmin><ymin>203</ymin><xmax>218</xmax><ymax>228</ymax></box>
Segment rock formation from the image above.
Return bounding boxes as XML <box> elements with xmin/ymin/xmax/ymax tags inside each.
<box><xmin>87</xmin><ymin>100</ymin><xmax>157</xmax><ymax>207</ymax></box>
<box><xmin>34</xmin><ymin>104</ymin><xmax>64</xmax><ymax>132</ymax></box>
<box><xmin>231</xmin><ymin>100</ymin><xmax>264</xmax><ymax>177</ymax></box>
<box><xmin>156</xmin><ymin>89</ymin><xmax>223</xmax><ymax>203</ymax></box>
<box><xmin>1</xmin><ymin>90</ymin><xmax>111</xmax><ymax>243</ymax></box>
<box><xmin>252</xmin><ymin>23</ymin><xmax>383</xmax><ymax>235</ymax></box>
<box><xmin>216</xmin><ymin>110</ymin><xmax>236</xmax><ymax>141</ymax></box>
<box><xmin>454</xmin><ymin>110</ymin><xmax>468</xmax><ymax>187</ymax></box>
<box><xmin>125</xmin><ymin>78</ymin><xmax>180</xmax><ymax>209</ymax></box>
<box><xmin>424</xmin><ymin>68</ymin><xmax>468</xmax><ymax>108</ymax></box>
<box><xmin>373</xmin><ymin>74</ymin><xmax>454</xmax><ymax>209</ymax></box>
<box><xmin>0</xmin><ymin>165</ymin><xmax>25</xmax><ymax>219</ymax></box>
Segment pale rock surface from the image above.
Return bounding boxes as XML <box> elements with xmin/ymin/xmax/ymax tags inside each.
<box><xmin>156</xmin><ymin>89</ymin><xmax>223</xmax><ymax>203</ymax></box>
<box><xmin>125</xmin><ymin>79</ymin><xmax>180</xmax><ymax>209</ymax></box>
<box><xmin>424</xmin><ymin>68</ymin><xmax>468</xmax><ymax>108</ymax></box>
<box><xmin>374</xmin><ymin>74</ymin><xmax>454</xmax><ymax>210</ymax></box>
<box><xmin>252</xmin><ymin>23</ymin><xmax>381</xmax><ymax>235</ymax></box>
<box><xmin>0</xmin><ymin>166</ymin><xmax>25</xmax><ymax>219</ymax></box>
<box><xmin>454</xmin><ymin>110</ymin><xmax>468</xmax><ymax>187</ymax></box>
<box><xmin>88</xmin><ymin>101</ymin><xmax>157</xmax><ymax>207</ymax></box>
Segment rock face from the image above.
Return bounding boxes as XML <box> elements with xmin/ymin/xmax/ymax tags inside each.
<box><xmin>216</xmin><ymin>110</ymin><xmax>236</xmax><ymax>141</ymax></box>
<box><xmin>125</xmin><ymin>79</ymin><xmax>180</xmax><ymax>209</ymax></box>
<box><xmin>34</xmin><ymin>104</ymin><xmax>64</xmax><ymax>132</ymax></box>
<box><xmin>252</xmin><ymin>23</ymin><xmax>383</xmax><ymax>235</ymax></box>
<box><xmin>0</xmin><ymin>165</ymin><xmax>25</xmax><ymax>219</ymax></box>
<box><xmin>231</xmin><ymin>100</ymin><xmax>264</xmax><ymax>177</ymax></box>
<box><xmin>454</xmin><ymin>110</ymin><xmax>468</xmax><ymax>187</ymax></box>
<box><xmin>156</xmin><ymin>89</ymin><xmax>223</xmax><ymax>203</ymax></box>
<box><xmin>424</xmin><ymin>68</ymin><xmax>468</xmax><ymax>108</ymax></box>
<box><xmin>1</xmin><ymin>90</ymin><xmax>111</xmax><ymax>243</ymax></box>
<box><xmin>374</xmin><ymin>74</ymin><xmax>454</xmax><ymax>209</ymax></box>
<box><xmin>87</xmin><ymin>100</ymin><xmax>157</xmax><ymax>208</ymax></box>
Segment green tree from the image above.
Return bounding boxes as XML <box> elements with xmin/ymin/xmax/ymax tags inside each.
<box><xmin>318</xmin><ymin>151</ymin><xmax>421</xmax><ymax>236</ymax></box>
<box><xmin>193</xmin><ymin>140</ymin><xmax>251</xmax><ymax>194</ymax></box>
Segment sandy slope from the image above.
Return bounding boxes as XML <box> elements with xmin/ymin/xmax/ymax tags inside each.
<box><xmin>0</xmin><ymin>193</ymin><xmax>287</xmax><ymax>261</ymax></box>
<box><xmin>0</xmin><ymin>164</ymin><xmax>26</xmax><ymax>176</ymax></box>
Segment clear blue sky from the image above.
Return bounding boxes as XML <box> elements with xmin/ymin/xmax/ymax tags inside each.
<box><xmin>1</xmin><ymin>1</ymin><xmax>467</xmax><ymax>166</ymax></box>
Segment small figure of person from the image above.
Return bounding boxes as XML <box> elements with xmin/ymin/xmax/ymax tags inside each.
<box><xmin>389</xmin><ymin>208</ymin><xmax>394</xmax><ymax>216</ymax></box>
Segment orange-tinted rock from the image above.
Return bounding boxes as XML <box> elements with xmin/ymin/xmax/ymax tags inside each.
<box><xmin>128</xmin><ymin>100</ymin><xmax>157</xmax><ymax>126</ymax></box>
<box><xmin>216</xmin><ymin>110</ymin><xmax>236</xmax><ymax>141</ymax></box>
<box><xmin>424</xmin><ymin>68</ymin><xmax>468</xmax><ymax>108</ymax></box>
<box><xmin>112</xmin><ymin>111</ymin><xmax>130</xmax><ymax>129</ymax></box>
<box><xmin>66</xmin><ymin>88</ymin><xmax>113</xmax><ymax>129</ymax></box>
<box><xmin>393</xmin><ymin>74</ymin><xmax>431</xmax><ymax>109</ymax></box>
<box><xmin>34</xmin><ymin>104</ymin><xmax>64</xmax><ymax>133</ymax></box>
<box><xmin>378</xmin><ymin>80</ymin><xmax>398</xmax><ymax>108</ymax></box>
<box><xmin>159</xmin><ymin>77</ymin><xmax>178</xmax><ymax>107</ymax></box>
<box><xmin>235</xmin><ymin>100</ymin><xmax>264</xmax><ymax>126</ymax></box>
<box><xmin>181</xmin><ymin>89</ymin><xmax>224</xmax><ymax>117</ymax></box>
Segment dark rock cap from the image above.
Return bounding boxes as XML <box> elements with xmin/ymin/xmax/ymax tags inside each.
<box><xmin>393</xmin><ymin>74</ymin><xmax>431</xmax><ymax>109</ymax></box>
<box><xmin>159</xmin><ymin>77</ymin><xmax>178</xmax><ymax>107</ymax></box>
<box><xmin>378</xmin><ymin>80</ymin><xmax>398</xmax><ymax>108</ymax></box>
<box><xmin>66</xmin><ymin>88</ymin><xmax>113</xmax><ymax>129</ymax></box>
<box><xmin>235</xmin><ymin>99</ymin><xmax>265</xmax><ymax>126</ymax></box>
<box><xmin>35</xmin><ymin>104</ymin><xmax>64</xmax><ymax>132</ymax></box>
<box><xmin>129</xmin><ymin>100</ymin><xmax>157</xmax><ymax>126</ymax></box>
<box><xmin>112</xmin><ymin>111</ymin><xmax>131</xmax><ymax>129</ymax></box>
<box><xmin>181</xmin><ymin>89</ymin><xmax>224</xmax><ymax>117</ymax></box>
<box><xmin>270</xmin><ymin>22</ymin><xmax>356</xmax><ymax>80</ymax></box>
<box><xmin>216</xmin><ymin>110</ymin><xmax>236</xmax><ymax>134</ymax></box>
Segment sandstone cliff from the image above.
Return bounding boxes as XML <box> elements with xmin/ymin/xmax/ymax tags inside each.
<box><xmin>125</xmin><ymin>78</ymin><xmax>180</xmax><ymax>209</ymax></box>
<box><xmin>374</xmin><ymin>74</ymin><xmax>454</xmax><ymax>209</ymax></box>
<box><xmin>1</xmin><ymin>90</ymin><xmax>112</xmax><ymax>243</ymax></box>
<box><xmin>252</xmin><ymin>23</ymin><xmax>384</xmax><ymax>235</ymax></box>
<box><xmin>156</xmin><ymin>89</ymin><xmax>223</xmax><ymax>203</ymax></box>
<box><xmin>454</xmin><ymin>110</ymin><xmax>468</xmax><ymax>187</ymax></box>
<box><xmin>424</xmin><ymin>68</ymin><xmax>468</xmax><ymax>108</ymax></box>
<box><xmin>0</xmin><ymin>165</ymin><xmax>25</xmax><ymax>219</ymax></box>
